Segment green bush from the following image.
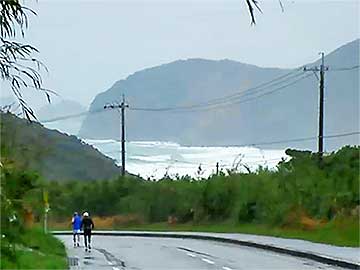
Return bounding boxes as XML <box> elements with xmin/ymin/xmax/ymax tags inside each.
<box><xmin>0</xmin><ymin>166</ymin><xmax>68</xmax><ymax>269</ymax></box>
<box><xmin>47</xmin><ymin>146</ymin><xmax>359</xmax><ymax>229</ymax></box>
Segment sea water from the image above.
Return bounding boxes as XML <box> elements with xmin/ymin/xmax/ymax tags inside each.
<box><xmin>84</xmin><ymin>139</ymin><xmax>289</xmax><ymax>180</ymax></box>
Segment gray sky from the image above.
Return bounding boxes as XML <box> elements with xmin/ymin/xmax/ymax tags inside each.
<box><xmin>1</xmin><ymin>0</ymin><xmax>359</xmax><ymax>109</ymax></box>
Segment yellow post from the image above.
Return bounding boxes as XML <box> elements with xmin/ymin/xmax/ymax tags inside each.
<box><xmin>43</xmin><ymin>190</ymin><xmax>50</xmax><ymax>233</ymax></box>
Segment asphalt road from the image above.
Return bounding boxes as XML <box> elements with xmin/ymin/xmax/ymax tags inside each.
<box><xmin>57</xmin><ymin>235</ymin><xmax>345</xmax><ymax>270</ymax></box>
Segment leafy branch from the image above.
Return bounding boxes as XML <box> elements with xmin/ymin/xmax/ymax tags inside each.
<box><xmin>0</xmin><ymin>0</ymin><xmax>52</xmax><ymax>120</ymax></box>
<box><xmin>246</xmin><ymin>0</ymin><xmax>284</xmax><ymax>25</ymax></box>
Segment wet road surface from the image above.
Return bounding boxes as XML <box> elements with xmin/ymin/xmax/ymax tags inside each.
<box><xmin>57</xmin><ymin>235</ymin><xmax>346</xmax><ymax>270</ymax></box>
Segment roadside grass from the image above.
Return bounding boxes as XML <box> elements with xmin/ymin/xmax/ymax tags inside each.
<box><xmin>50</xmin><ymin>216</ymin><xmax>359</xmax><ymax>247</ymax></box>
<box><xmin>1</xmin><ymin>228</ymin><xmax>68</xmax><ymax>269</ymax></box>
<box><xmin>115</xmin><ymin>220</ymin><xmax>359</xmax><ymax>247</ymax></box>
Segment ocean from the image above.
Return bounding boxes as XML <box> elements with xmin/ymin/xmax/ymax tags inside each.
<box><xmin>85</xmin><ymin>139</ymin><xmax>289</xmax><ymax>180</ymax></box>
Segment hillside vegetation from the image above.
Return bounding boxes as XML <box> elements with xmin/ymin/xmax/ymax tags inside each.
<box><xmin>1</xmin><ymin>166</ymin><xmax>68</xmax><ymax>269</ymax></box>
<box><xmin>1</xmin><ymin>112</ymin><xmax>120</xmax><ymax>181</ymax></box>
<box><xmin>48</xmin><ymin>146</ymin><xmax>360</xmax><ymax>246</ymax></box>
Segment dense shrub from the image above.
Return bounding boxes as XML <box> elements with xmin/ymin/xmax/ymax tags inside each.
<box><xmin>47</xmin><ymin>146</ymin><xmax>359</xmax><ymax>227</ymax></box>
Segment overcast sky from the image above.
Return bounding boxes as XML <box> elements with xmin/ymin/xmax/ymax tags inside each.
<box><xmin>1</xmin><ymin>0</ymin><xmax>359</xmax><ymax>109</ymax></box>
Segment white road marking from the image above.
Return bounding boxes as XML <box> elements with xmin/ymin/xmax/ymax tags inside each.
<box><xmin>107</xmin><ymin>261</ymin><xmax>113</xmax><ymax>265</ymax></box>
<box><xmin>112</xmin><ymin>267</ymin><xmax>120</xmax><ymax>270</ymax></box>
<box><xmin>187</xmin><ymin>253</ymin><xmax>197</xmax><ymax>258</ymax></box>
<box><xmin>201</xmin><ymin>258</ymin><xmax>215</xmax><ymax>265</ymax></box>
<box><xmin>222</xmin><ymin>267</ymin><xmax>234</xmax><ymax>270</ymax></box>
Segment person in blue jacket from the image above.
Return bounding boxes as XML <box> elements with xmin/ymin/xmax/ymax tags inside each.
<box><xmin>71</xmin><ymin>212</ymin><xmax>82</xmax><ymax>247</ymax></box>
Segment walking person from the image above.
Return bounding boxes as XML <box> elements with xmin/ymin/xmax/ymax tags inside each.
<box><xmin>71</xmin><ymin>212</ymin><xmax>82</xmax><ymax>247</ymax></box>
<box><xmin>81</xmin><ymin>212</ymin><xmax>94</xmax><ymax>252</ymax></box>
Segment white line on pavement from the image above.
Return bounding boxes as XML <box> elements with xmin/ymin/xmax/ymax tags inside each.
<box><xmin>201</xmin><ymin>258</ymin><xmax>215</xmax><ymax>265</ymax></box>
<box><xmin>112</xmin><ymin>267</ymin><xmax>120</xmax><ymax>270</ymax></box>
<box><xmin>222</xmin><ymin>267</ymin><xmax>233</xmax><ymax>270</ymax></box>
<box><xmin>187</xmin><ymin>253</ymin><xmax>197</xmax><ymax>258</ymax></box>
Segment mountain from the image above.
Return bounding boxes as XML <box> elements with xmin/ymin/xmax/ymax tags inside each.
<box><xmin>38</xmin><ymin>99</ymin><xmax>87</xmax><ymax>135</ymax></box>
<box><xmin>79</xmin><ymin>39</ymin><xmax>359</xmax><ymax>151</ymax></box>
<box><xmin>0</xmin><ymin>112</ymin><xmax>121</xmax><ymax>181</ymax></box>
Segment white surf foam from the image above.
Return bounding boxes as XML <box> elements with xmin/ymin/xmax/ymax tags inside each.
<box><xmin>84</xmin><ymin>140</ymin><xmax>289</xmax><ymax>180</ymax></box>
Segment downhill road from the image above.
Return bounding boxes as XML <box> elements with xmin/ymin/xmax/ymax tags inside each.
<box><xmin>57</xmin><ymin>235</ymin><xmax>345</xmax><ymax>270</ymax></box>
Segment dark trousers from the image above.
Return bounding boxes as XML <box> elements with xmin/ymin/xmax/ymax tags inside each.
<box><xmin>84</xmin><ymin>229</ymin><xmax>92</xmax><ymax>248</ymax></box>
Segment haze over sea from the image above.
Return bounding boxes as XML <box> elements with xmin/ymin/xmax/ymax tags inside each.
<box><xmin>85</xmin><ymin>139</ymin><xmax>289</xmax><ymax>180</ymax></box>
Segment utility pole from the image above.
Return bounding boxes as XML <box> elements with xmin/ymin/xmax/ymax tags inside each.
<box><xmin>216</xmin><ymin>162</ymin><xmax>219</xmax><ymax>176</ymax></box>
<box><xmin>304</xmin><ymin>52</ymin><xmax>328</xmax><ymax>160</ymax></box>
<box><xmin>104</xmin><ymin>95</ymin><xmax>129</xmax><ymax>176</ymax></box>
<box><xmin>120</xmin><ymin>95</ymin><xmax>127</xmax><ymax>176</ymax></box>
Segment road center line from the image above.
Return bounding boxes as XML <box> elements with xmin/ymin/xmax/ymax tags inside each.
<box><xmin>201</xmin><ymin>258</ymin><xmax>215</xmax><ymax>265</ymax></box>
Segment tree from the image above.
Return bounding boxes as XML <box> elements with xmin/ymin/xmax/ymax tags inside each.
<box><xmin>0</xmin><ymin>0</ymin><xmax>51</xmax><ymax>120</ymax></box>
<box><xmin>246</xmin><ymin>0</ymin><xmax>284</xmax><ymax>24</ymax></box>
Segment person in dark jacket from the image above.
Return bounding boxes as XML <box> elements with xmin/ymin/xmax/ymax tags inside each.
<box><xmin>81</xmin><ymin>212</ymin><xmax>94</xmax><ymax>252</ymax></box>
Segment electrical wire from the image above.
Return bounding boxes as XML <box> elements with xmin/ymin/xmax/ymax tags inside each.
<box><xmin>93</xmin><ymin>131</ymin><xmax>359</xmax><ymax>153</ymax></box>
<box><xmin>38</xmin><ymin>65</ymin><xmax>357</xmax><ymax>122</ymax></box>
<box><xmin>129</xmin><ymin>69</ymin><xmax>305</xmax><ymax>112</ymax></box>
<box><xmin>40</xmin><ymin>108</ymin><xmax>105</xmax><ymax>123</ymax></box>
<box><xmin>328</xmin><ymin>65</ymin><xmax>359</xmax><ymax>71</ymax></box>
<box><xmin>130</xmin><ymin>73</ymin><xmax>313</xmax><ymax>113</ymax></box>
<box><xmin>223</xmin><ymin>131</ymin><xmax>360</xmax><ymax>148</ymax></box>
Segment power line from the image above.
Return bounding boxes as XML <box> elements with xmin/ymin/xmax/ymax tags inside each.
<box><xmin>128</xmin><ymin>64</ymin><xmax>356</xmax><ymax>113</ymax></box>
<box><xmin>130</xmin><ymin>73</ymin><xmax>312</xmax><ymax>113</ymax></box>
<box><xmin>42</xmin><ymin>72</ymin><xmax>300</xmax><ymax>121</ymax></box>
<box><xmin>197</xmin><ymin>73</ymin><xmax>313</xmax><ymax>112</ymax></box>
<box><xmin>94</xmin><ymin>131</ymin><xmax>359</xmax><ymax>152</ymax></box>
<box><xmin>40</xmin><ymin>108</ymin><xmax>104</xmax><ymax>123</ymax></box>
<box><xmin>87</xmin><ymin>140</ymin><xmax>120</xmax><ymax>146</ymax></box>
<box><xmin>39</xmin><ymin>71</ymin><xmax>302</xmax><ymax>121</ymax></box>
<box><xmin>37</xmin><ymin>65</ymin><xmax>357</xmax><ymax>123</ymax></box>
<box><xmin>223</xmin><ymin>131</ymin><xmax>359</xmax><ymax>148</ymax></box>
<box><xmin>127</xmin><ymin>68</ymin><xmax>303</xmax><ymax>113</ymax></box>
<box><xmin>130</xmin><ymin>70</ymin><xmax>305</xmax><ymax>112</ymax></box>
<box><xmin>328</xmin><ymin>65</ymin><xmax>359</xmax><ymax>71</ymax></box>
<box><xmin>173</xmin><ymin>68</ymin><xmax>304</xmax><ymax>109</ymax></box>
<box><xmin>324</xmin><ymin>131</ymin><xmax>360</xmax><ymax>139</ymax></box>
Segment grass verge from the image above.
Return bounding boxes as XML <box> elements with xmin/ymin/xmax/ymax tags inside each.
<box><xmin>51</xmin><ymin>216</ymin><xmax>359</xmax><ymax>247</ymax></box>
<box><xmin>1</xmin><ymin>228</ymin><xmax>68</xmax><ymax>269</ymax></box>
<box><xmin>51</xmin><ymin>216</ymin><xmax>360</xmax><ymax>247</ymax></box>
<box><xmin>118</xmin><ymin>219</ymin><xmax>359</xmax><ymax>247</ymax></box>
<box><xmin>116</xmin><ymin>220</ymin><xmax>359</xmax><ymax>247</ymax></box>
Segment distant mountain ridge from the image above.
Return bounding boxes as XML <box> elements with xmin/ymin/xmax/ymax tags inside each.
<box><xmin>79</xmin><ymin>39</ymin><xmax>359</xmax><ymax>151</ymax></box>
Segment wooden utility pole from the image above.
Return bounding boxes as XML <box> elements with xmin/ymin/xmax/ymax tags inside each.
<box><xmin>304</xmin><ymin>52</ymin><xmax>328</xmax><ymax>160</ymax></box>
<box><xmin>120</xmin><ymin>95</ymin><xmax>127</xmax><ymax>176</ymax></box>
<box><xmin>104</xmin><ymin>95</ymin><xmax>129</xmax><ymax>176</ymax></box>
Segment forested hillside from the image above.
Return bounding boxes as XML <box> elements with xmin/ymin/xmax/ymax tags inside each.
<box><xmin>1</xmin><ymin>113</ymin><xmax>120</xmax><ymax>181</ymax></box>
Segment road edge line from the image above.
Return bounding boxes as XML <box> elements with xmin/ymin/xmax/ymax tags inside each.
<box><xmin>53</xmin><ymin>231</ymin><xmax>360</xmax><ymax>269</ymax></box>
